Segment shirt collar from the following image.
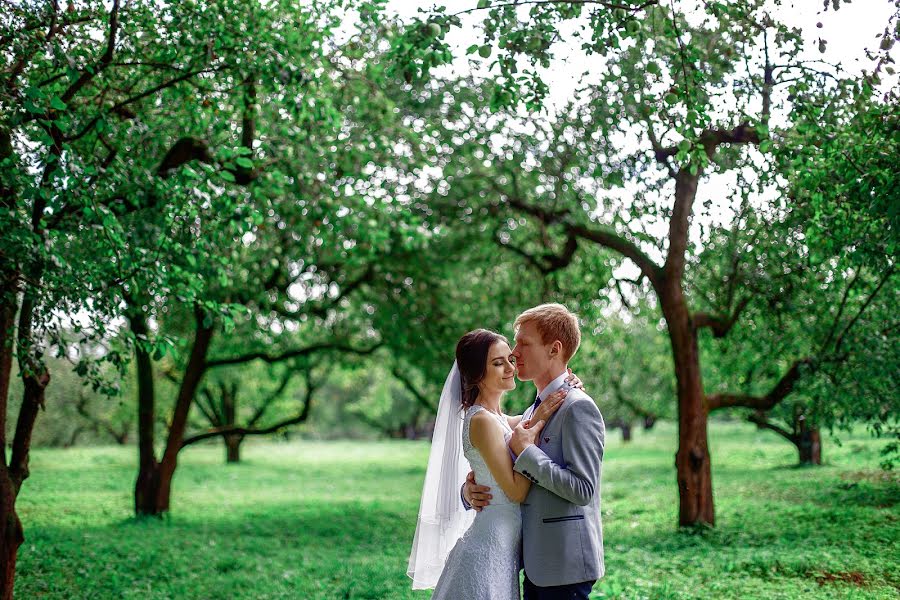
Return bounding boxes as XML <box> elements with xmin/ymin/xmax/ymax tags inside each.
<box><xmin>537</xmin><ymin>371</ymin><xmax>569</xmax><ymax>401</ymax></box>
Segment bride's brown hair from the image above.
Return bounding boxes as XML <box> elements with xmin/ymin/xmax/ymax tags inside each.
<box><xmin>455</xmin><ymin>329</ymin><xmax>509</xmax><ymax>410</ymax></box>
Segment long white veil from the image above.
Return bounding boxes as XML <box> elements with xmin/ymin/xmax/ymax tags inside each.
<box><xmin>407</xmin><ymin>361</ymin><xmax>474</xmax><ymax>590</ymax></box>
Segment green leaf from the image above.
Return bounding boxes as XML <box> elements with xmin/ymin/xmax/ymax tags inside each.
<box><xmin>50</xmin><ymin>97</ymin><xmax>67</xmax><ymax>111</ymax></box>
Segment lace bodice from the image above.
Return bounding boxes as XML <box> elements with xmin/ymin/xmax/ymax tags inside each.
<box><xmin>462</xmin><ymin>404</ymin><xmax>516</xmax><ymax>506</ymax></box>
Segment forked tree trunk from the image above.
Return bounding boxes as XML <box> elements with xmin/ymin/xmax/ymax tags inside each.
<box><xmin>134</xmin><ymin>308</ymin><xmax>213</xmax><ymax>515</ymax></box>
<box><xmin>1</xmin><ymin>279</ymin><xmax>50</xmax><ymax>598</ymax></box>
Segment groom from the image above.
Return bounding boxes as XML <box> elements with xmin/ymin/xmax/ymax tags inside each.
<box><xmin>463</xmin><ymin>303</ymin><xmax>606</xmax><ymax>600</ymax></box>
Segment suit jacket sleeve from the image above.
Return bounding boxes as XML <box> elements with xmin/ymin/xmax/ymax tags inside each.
<box><xmin>513</xmin><ymin>398</ymin><xmax>605</xmax><ymax>506</ymax></box>
<box><xmin>460</xmin><ymin>483</ymin><xmax>472</xmax><ymax>510</ymax></box>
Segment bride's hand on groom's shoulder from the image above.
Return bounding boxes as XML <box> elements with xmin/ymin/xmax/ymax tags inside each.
<box><xmin>565</xmin><ymin>367</ymin><xmax>586</xmax><ymax>392</ymax></box>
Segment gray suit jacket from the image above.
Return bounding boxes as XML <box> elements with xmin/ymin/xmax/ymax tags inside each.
<box><xmin>514</xmin><ymin>386</ymin><xmax>605</xmax><ymax>587</ymax></box>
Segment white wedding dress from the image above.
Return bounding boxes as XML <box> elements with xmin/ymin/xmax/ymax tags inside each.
<box><xmin>430</xmin><ymin>405</ymin><xmax>522</xmax><ymax>600</ymax></box>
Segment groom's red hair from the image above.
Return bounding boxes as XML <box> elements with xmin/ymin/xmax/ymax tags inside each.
<box><xmin>514</xmin><ymin>303</ymin><xmax>581</xmax><ymax>363</ymax></box>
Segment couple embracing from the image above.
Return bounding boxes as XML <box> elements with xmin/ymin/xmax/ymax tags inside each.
<box><xmin>408</xmin><ymin>304</ymin><xmax>606</xmax><ymax>600</ymax></box>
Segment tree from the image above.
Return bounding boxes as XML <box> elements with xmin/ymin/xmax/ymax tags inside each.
<box><xmin>183</xmin><ymin>357</ymin><xmax>335</xmax><ymax>462</ymax></box>
<box><xmin>395</xmin><ymin>0</ymin><xmax>898</xmax><ymax>525</ymax></box>
<box><xmin>1</xmin><ymin>1</ymin><xmax>245</xmax><ymax>592</ymax></box>
<box><xmin>0</xmin><ymin>0</ymin><xmax>414</xmax><ymax>588</ymax></box>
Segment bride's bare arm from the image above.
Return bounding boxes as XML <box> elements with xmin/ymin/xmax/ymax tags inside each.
<box><xmin>470</xmin><ymin>413</ymin><xmax>534</xmax><ymax>503</ymax></box>
<box><xmin>505</xmin><ymin>415</ymin><xmax>524</xmax><ymax>429</ymax></box>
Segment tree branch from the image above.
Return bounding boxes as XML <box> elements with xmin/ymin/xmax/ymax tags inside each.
<box><xmin>391</xmin><ymin>367</ymin><xmax>436</xmax><ymax>411</ymax></box>
<box><xmin>205</xmin><ymin>341</ymin><xmax>381</xmax><ymax>369</ymax></box>
<box><xmin>269</xmin><ymin>265</ymin><xmax>375</xmax><ymax>321</ymax></box>
<box><xmin>494</xmin><ymin>229</ymin><xmax>579</xmax><ymax>275</ymax></box>
<box><xmin>611</xmin><ymin>377</ymin><xmax>657</xmax><ymax>420</ymax></box>
<box><xmin>63</xmin><ymin>65</ymin><xmax>224</xmax><ymax>141</ymax></box>
<box><xmin>705</xmin><ymin>358</ymin><xmax>814</xmax><ymax>412</ymax></box>
<box><xmin>663</xmin><ymin>169</ymin><xmax>698</xmax><ymax>281</ymax></box>
<box><xmin>645</xmin><ymin>117</ymin><xmax>677</xmax><ymax>177</ymax></box>
<box><xmin>655</xmin><ymin>123</ymin><xmax>762</xmax><ymax>162</ymax></box>
<box><xmin>503</xmin><ymin>197</ymin><xmax>664</xmax><ymax>291</ymax></box>
<box><xmin>448</xmin><ymin>0</ymin><xmax>658</xmax><ymax>18</ymax></box>
<box><xmin>693</xmin><ymin>296</ymin><xmax>751</xmax><ymax>338</ymax></box>
<box><xmin>833</xmin><ymin>266</ymin><xmax>895</xmax><ymax>355</ymax></box>
<box><xmin>246</xmin><ymin>367</ymin><xmax>299</xmax><ymax>428</ymax></box>
<box><xmin>180</xmin><ymin>410</ymin><xmax>310</xmax><ymax>447</ymax></box>
<box><xmin>180</xmin><ymin>363</ymin><xmax>325</xmax><ymax>448</ymax></box>
<box><xmin>194</xmin><ymin>388</ymin><xmax>221</xmax><ymax>426</ymax></box>
<box><xmin>747</xmin><ymin>411</ymin><xmax>796</xmax><ymax>443</ymax></box>
<box><xmin>61</xmin><ymin>0</ymin><xmax>119</xmax><ymax>103</ymax></box>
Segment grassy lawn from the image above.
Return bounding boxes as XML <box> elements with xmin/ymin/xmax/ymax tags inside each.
<box><xmin>15</xmin><ymin>422</ymin><xmax>899</xmax><ymax>599</ymax></box>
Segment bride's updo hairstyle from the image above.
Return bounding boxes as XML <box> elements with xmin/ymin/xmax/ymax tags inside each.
<box><xmin>455</xmin><ymin>329</ymin><xmax>509</xmax><ymax>410</ymax></box>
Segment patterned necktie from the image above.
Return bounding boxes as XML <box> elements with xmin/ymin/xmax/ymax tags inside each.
<box><xmin>532</xmin><ymin>394</ymin><xmax>542</xmax><ymax>414</ymax></box>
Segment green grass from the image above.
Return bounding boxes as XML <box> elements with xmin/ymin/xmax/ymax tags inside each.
<box><xmin>15</xmin><ymin>422</ymin><xmax>899</xmax><ymax>599</ymax></box>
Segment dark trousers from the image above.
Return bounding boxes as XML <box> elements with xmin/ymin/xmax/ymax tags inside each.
<box><xmin>523</xmin><ymin>572</ymin><xmax>595</xmax><ymax>600</ymax></box>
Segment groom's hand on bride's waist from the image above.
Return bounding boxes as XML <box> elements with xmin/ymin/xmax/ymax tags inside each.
<box><xmin>463</xmin><ymin>471</ymin><xmax>493</xmax><ymax>511</ymax></box>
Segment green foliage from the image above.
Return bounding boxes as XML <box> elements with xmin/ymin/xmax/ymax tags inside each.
<box><xmin>15</xmin><ymin>423</ymin><xmax>899</xmax><ymax>598</ymax></box>
<box><xmin>387</xmin><ymin>0</ymin><xmax>899</xmax><ymax>466</ymax></box>
<box><xmin>579</xmin><ymin>305</ymin><xmax>675</xmax><ymax>427</ymax></box>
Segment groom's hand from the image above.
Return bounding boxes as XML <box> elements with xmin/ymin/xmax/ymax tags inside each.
<box><xmin>510</xmin><ymin>419</ymin><xmax>545</xmax><ymax>457</ymax></box>
<box><xmin>463</xmin><ymin>471</ymin><xmax>492</xmax><ymax>511</ymax></box>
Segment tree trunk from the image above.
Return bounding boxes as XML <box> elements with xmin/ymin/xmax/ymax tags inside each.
<box><xmin>620</xmin><ymin>421</ymin><xmax>633</xmax><ymax>442</ymax></box>
<box><xmin>658</xmin><ymin>171</ymin><xmax>714</xmax><ymax>527</ymax></box>
<box><xmin>222</xmin><ymin>384</ymin><xmax>241</xmax><ymax>463</ymax></box>
<box><xmin>0</xmin><ymin>464</ymin><xmax>23</xmax><ymax>600</ymax></box>
<box><xmin>643</xmin><ymin>415</ymin><xmax>656</xmax><ymax>430</ymax></box>
<box><xmin>663</xmin><ymin>293</ymin><xmax>715</xmax><ymax>527</ymax></box>
<box><xmin>153</xmin><ymin>311</ymin><xmax>213</xmax><ymax>513</ymax></box>
<box><xmin>128</xmin><ymin>308</ymin><xmax>161</xmax><ymax>516</ymax></box>
<box><xmin>2</xmin><ymin>318</ymin><xmax>49</xmax><ymax>599</ymax></box>
<box><xmin>224</xmin><ymin>434</ymin><xmax>243</xmax><ymax>463</ymax></box>
<box><xmin>0</xmin><ymin>283</ymin><xmax>19</xmax><ymax>600</ymax></box>
<box><xmin>0</xmin><ymin>292</ymin><xmax>15</xmax><ymax>600</ymax></box>
<box><xmin>797</xmin><ymin>426</ymin><xmax>822</xmax><ymax>465</ymax></box>
<box><xmin>0</xmin><ymin>280</ymin><xmax>15</xmax><ymax>455</ymax></box>
<box><xmin>131</xmin><ymin>307</ymin><xmax>213</xmax><ymax>515</ymax></box>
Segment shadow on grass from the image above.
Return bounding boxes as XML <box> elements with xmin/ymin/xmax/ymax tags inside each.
<box><xmin>106</xmin><ymin>500</ymin><xmax>411</xmax><ymax>542</ymax></box>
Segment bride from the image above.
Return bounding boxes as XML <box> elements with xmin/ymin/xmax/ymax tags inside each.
<box><xmin>407</xmin><ymin>328</ymin><xmax>572</xmax><ymax>599</ymax></box>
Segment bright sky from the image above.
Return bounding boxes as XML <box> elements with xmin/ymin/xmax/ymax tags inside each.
<box><xmin>384</xmin><ymin>0</ymin><xmax>897</xmax><ymax>110</ymax></box>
